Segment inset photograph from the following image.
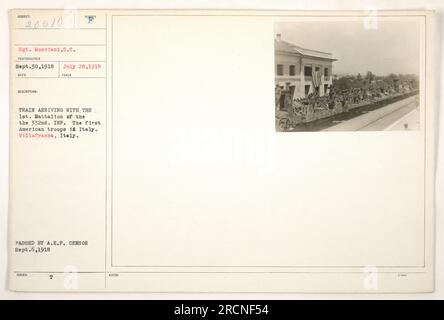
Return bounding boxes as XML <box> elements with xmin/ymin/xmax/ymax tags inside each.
<box><xmin>274</xmin><ymin>20</ymin><xmax>420</xmax><ymax>132</ymax></box>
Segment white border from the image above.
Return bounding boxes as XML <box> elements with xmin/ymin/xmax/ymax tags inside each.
<box><xmin>1</xmin><ymin>0</ymin><xmax>443</xmax><ymax>299</ymax></box>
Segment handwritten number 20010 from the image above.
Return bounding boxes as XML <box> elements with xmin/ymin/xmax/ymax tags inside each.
<box><xmin>25</xmin><ymin>15</ymin><xmax>74</xmax><ymax>29</ymax></box>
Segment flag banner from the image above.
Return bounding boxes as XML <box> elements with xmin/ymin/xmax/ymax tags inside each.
<box><xmin>312</xmin><ymin>69</ymin><xmax>322</xmax><ymax>88</ymax></box>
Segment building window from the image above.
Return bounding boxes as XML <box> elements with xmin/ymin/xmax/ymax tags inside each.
<box><xmin>324</xmin><ymin>68</ymin><xmax>329</xmax><ymax>76</ymax></box>
<box><xmin>315</xmin><ymin>66</ymin><xmax>320</xmax><ymax>72</ymax></box>
<box><xmin>276</xmin><ymin>64</ymin><xmax>284</xmax><ymax>76</ymax></box>
<box><xmin>305</xmin><ymin>85</ymin><xmax>310</xmax><ymax>96</ymax></box>
<box><xmin>324</xmin><ymin>84</ymin><xmax>328</xmax><ymax>94</ymax></box>
<box><xmin>304</xmin><ymin>66</ymin><xmax>312</xmax><ymax>77</ymax></box>
<box><xmin>289</xmin><ymin>65</ymin><xmax>296</xmax><ymax>76</ymax></box>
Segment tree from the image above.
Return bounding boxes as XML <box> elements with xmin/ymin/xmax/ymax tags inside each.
<box><xmin>365</xmin><ymin>71</ymin><xmax>375</xmax><ymax>82</ymax></box>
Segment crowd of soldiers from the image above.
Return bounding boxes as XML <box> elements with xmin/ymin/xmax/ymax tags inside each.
<box><xmin>281</xmin><ymin>81</ymin><xmax>416</xmax><ymax>118</ymax></box>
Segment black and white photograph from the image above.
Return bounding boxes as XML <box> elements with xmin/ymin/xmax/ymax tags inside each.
<box><xmin>275</xmin><ymin>20</ymin><xmax>420</xmax><ymax>132</ymax></box>
<box><xmin>2</xmin><ymin>6</ymin><xmax>441</xmax><ymax>299</ymax></box>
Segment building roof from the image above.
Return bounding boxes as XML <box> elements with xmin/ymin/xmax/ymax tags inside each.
<box><xmin>275</xmin><ymin>38</ymin><xmax>336</xmax><ymax>61</ymax></box>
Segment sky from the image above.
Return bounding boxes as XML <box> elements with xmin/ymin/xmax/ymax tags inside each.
<box><xmin>275</xmin><ymin>19</ymin><xmax>420</xmax><ymax>76</ymax></box>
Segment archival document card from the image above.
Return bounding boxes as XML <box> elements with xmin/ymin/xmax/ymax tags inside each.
<box><xmin>8</xmin><ymin>9</ymin><xmax>437</xmax><ymax>292</ymax></box>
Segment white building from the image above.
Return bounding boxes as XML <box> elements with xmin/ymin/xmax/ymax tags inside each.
<box><xmin>275</xmin><ymin>34</ymin><xmax>337</xmax><ymax>102</ymax></box>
